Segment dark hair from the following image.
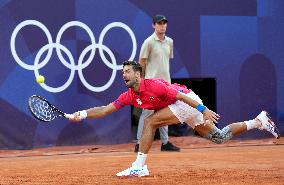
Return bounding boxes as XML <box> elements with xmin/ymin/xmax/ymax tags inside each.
<box><xmin>122</xmin><ymin>61</ymin><xmax>142</xmax><ymax>75</ymax></box>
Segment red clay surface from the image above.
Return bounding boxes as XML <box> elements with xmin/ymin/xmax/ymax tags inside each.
<box><xmin>0</xmin><ymin>136</ymin><xmax>283</xmax><ymax>185</ymax></box>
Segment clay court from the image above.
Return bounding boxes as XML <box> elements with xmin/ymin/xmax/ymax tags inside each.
<box><xmin>0</xmin><ymin>136</ymin><xmax>283</xmax><ymax>185</ymax></box>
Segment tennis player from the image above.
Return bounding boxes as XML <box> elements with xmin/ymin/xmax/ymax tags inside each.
<box><xmin>69</xmin><ymin>61</ymin><xmax>280</xmax><ymax>177</ymax></box>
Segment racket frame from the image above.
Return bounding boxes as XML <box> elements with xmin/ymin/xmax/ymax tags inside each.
<box><xmin>28</xmin><ymin>95</ymin><xmax>73</xmax><ymax>122</ymax></box>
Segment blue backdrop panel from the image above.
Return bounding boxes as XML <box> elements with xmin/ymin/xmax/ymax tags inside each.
<box><xmin>200</xmin><ymin>16</ymin><xmax>258</xmax><ymax>125</ymax></box>
<box><xmin>0</xmin><ymin>0</ymin><xmax>283</xmax><ymax>149</ymax></box>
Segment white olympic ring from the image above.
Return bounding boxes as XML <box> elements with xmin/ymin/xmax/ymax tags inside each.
<box><xmin>10</xmin><ymin>20</ymin><xmax>137</xmax><ymax>93</ymax></box>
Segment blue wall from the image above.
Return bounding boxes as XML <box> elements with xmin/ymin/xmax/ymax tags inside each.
<box><xmin>0</xmin><ymin>0</ymin><xmax>283</xmax><ymax>149</ymax></box>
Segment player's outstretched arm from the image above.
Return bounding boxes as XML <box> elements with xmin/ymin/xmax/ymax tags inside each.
<box><xmin>69</xmin><ymin>103</ymin><xmax>117</xmax><ymax>122</ymax></box>
<box><xmin>176</xmin><ymin>92</ymin><xmax>220</xmax><ymax>123</ymax></box>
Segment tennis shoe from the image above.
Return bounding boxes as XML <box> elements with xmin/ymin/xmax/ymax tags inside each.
<box><xmin>161</xmin><ymin>141</ymin><xmax>180</xmax><ymax>152</ymax></box>
<box><xmin>256</xmin><ymin>111</ymin><xmax>280</xmax><ymax>139</ymax></box>
<box><xmin>116</xmin><ymin>165</ymin><xmax>149</xmax><ymax>177</ymax></box>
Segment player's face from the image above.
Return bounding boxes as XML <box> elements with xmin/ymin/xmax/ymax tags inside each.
<box><xmin>153</xmin><ymin>20</ymin><xmax>167</xmax><ymax>34</ymax></box>
<box><xmin>122</xmin><ymin>65</ymin><xmax>138</xmax><ymax>88</ymax></box>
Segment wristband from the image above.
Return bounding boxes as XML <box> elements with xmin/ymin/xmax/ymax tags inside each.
<box><xmin>78</xmin><ymin>110</ymin><xmax>88</xmax><ymax>119</ymax></box>
<box><xmin>196</xmin><ymin>104</ymin><xmax>206</xmax><ymax>113</ymax></box>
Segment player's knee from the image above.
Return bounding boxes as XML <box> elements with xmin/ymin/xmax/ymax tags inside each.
<box><xmin>208</xmin><ymin>126</ymin><xmax>233</xmax><ymax>144</ymax></box>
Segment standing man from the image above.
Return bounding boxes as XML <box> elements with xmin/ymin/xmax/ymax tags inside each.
<box><xmin>135</xmin><ymin>14</ymin><xmax>180</xmax><ymax>152</ymax></box>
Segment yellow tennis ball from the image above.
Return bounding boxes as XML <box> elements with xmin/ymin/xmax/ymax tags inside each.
<box><xmin>36</xmin><ymin>75</ymin><xmax>45</xmax><ymax>84</ymax></box>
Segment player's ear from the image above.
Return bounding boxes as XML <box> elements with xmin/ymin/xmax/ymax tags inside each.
<box><xmin>135</xmin><ymin>71</ymin><xmax>140</xmax><ymax>78</ymax></box>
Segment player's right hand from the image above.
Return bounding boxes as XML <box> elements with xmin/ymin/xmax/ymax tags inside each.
<box><xmin>203</xmin><ymin>108</ymin><xmax>220</xmax><ymax>124</ymax></box>
<box><xmin>69</xmin><ymin>112</ymin><xmax>83</xmax><ymax>122</ymax></box>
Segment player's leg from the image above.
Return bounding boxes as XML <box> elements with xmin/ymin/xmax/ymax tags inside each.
<box><xmin>173</xmin><ymin>91</ymin><xmax>280</xmax><ymax>143</ymax></box>
<box><xmin>194</xmin><ymin>121</ymin><xmax>245</xmax><ymax>144</ymax></box>
<box><xmin>139</xmin><ymin>107</ymin><xmax>180</xmax><ymax>154</ymax></box>
<box><xmin>116</xmin><ymin>107</ymin><xmax>179</xmax><ymax>177</ymax></box>
<box><xmin>194</xmin><ymin>111</ymin><xmax>280</xmax><ymax>144</ymax></box>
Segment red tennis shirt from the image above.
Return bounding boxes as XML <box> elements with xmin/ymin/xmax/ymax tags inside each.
<box><xmin>112</xmin><ymin>78</ymin><xmax>191</xmax><ymax>110</ymax></box>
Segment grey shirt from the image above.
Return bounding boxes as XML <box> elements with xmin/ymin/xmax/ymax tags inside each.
<box><xmin>139</xmin><ymin>32</ymin><xmax>173</xmax><ymax>83</ymax></box>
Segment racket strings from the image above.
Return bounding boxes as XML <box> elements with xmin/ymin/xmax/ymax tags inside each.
<box><xmin>30</xmin><ymin>97</ymin><xmax>56</xmax><ymax>121</ymax></box>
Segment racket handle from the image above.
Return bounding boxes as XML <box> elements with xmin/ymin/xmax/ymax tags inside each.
<box><xmin>64</xmin><ymin>113</ymin><xmax>75</xmax><ymax>119</ymax></box>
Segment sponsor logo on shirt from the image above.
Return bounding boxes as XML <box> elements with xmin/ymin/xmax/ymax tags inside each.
<box><xmin>136</xmin><ymin>98</ymin><xmax>142</xmax><ymax>105</ymax></box>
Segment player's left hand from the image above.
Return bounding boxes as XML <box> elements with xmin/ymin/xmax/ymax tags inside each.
<box><xmin>203</xmin><ymin>108</ymin><xmax>220</xmax><ymax>123</ymax></box>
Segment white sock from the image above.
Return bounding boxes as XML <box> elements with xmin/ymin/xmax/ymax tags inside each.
<box><xmin>132</xmin><ymin>152</ymin><xmax>147</xmax><ymax>167</ymax></box>
<box><xmin>245</xmin><ymin>119</ymin><xmax>260</xmax><ymax>130</ymax></box>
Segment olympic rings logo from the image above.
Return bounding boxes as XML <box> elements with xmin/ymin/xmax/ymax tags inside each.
<box><xmin>10</xmin><ymin>20</ymin><xmax>137</xmax><ymax>93</ymax></box>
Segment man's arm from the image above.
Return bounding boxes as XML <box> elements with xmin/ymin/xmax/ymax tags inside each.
<box><xmin>139</xmin><ymin>39</ymin><xmax>151</xmax><ymax>78</ymax></box>
<box><xmin>70</xmin><ymin>103</ymin><xmax>117</xmax><ymax>122</ymax></box>
<box><xmin>86</xmin><ymin>103</ymin><xmax>117</xmax><ymax>118</ymax></box>
<box><xmin>139</xmin><ymin>58</ymin><xmax>147</xmax><ymax>78</ymax></box>
<box><xmin>176</xmin><ymin>92</ymin><xmax>199</xmax><ymax>108</ymax></box>
<box><xmin>176</xmin><ymin>92</ymin><xmax>219</xmax><ymax>123</ymax></box>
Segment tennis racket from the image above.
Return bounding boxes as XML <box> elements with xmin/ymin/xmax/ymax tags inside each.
<box><xmin>28</xmin><ymin>95</ymin><xmax>74</xmax><ymax>122</ymax></box>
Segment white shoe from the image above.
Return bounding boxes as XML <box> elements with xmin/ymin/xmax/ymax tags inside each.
<box><xmin>256</xmin><ymin>111</ymin><xmax>280</xmax><ymax>139</ymax></box>
<box><xmin>116</xmin><ymin>165</ymin><xmax>149</xmax><ymax>177</ymax></box>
